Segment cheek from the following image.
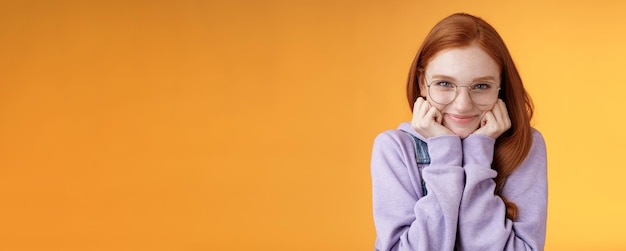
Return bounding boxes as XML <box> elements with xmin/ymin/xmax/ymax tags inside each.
<box><xmin>426</xmin><ymin>98</ymin><xmax>446</xmax><ymax>111</ymax></box>
<box><xmin>475</xmin><ymin>104</ymin><xmax>496</xmax><ymax>121</ymax></box>
<box><xmin>478</xmin><ymin>103</ymin><xmax>496</xmax><ymax>114</ymax></box>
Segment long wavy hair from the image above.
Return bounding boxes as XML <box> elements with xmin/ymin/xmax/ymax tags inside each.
<box><xmin>407</xmin><ymin>13</ymin><xmax>533</xmax><ymax>220</ymax></box>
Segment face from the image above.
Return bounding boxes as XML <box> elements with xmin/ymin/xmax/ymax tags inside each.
<box><xmin>419</xmin><ymin>45</ymin><xmax>501</xmax><ymax>138</ymax></box>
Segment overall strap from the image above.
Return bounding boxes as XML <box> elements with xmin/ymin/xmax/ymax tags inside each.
<box><xmin>400</xmin><ymin>130</ymin><xmax>430</xmax><ymax>196</ymax></box>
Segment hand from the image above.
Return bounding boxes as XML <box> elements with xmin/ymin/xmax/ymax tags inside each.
<box><xmin>411</xmin><ymin>97</ymin><xmax>454</xmax><ymax>139</ymax></box>
<box><xmin>473</xmin><ymin>99</ymin><xmax>511</xmax><ymax>139</ymax></box>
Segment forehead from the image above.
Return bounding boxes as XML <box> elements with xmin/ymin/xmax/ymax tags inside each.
<box><xmin>425</xmin><ymin>45</ymin><xmax>500</xmax><ymax>81</ymax></box>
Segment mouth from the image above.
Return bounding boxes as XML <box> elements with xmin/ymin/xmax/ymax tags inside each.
<box><xmin>445</xmin><ymin>114</ymin><xmax>479</xmax><ymax>125</ymax></box>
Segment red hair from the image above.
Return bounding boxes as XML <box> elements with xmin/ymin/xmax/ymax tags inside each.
<box><xmin>406</xmin><ymin>13</ymin><xmax>534</xmax><ymax>220</ymax></box>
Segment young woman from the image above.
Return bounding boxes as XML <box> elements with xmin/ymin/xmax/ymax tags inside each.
<box><xmin>371</xmin><ymin>13</ymin><xmax>547</xmax><ymax>250</ymax></box>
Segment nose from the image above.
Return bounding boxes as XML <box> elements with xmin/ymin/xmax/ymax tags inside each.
<box><xmin>451</xmin><ymin>87</ymin><xmax>474</xmax><ymax>111</ymax></box>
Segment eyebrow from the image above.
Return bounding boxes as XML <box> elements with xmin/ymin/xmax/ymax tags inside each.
<box><xmin>430</xmin><ymin>74</ymin><xmax>498</xmax><ymax>83</ymax></box>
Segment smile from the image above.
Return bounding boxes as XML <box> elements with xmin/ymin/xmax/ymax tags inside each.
<box><xmin>446</xmin><ymin>114</ymin><xmax>478</xmax><ymax>124</ymax></box>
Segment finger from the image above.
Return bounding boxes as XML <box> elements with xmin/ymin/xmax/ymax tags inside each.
<box><xmin>433</xmin><ymin>107</ymin><xmax>443</xmax><ymax>124</ymax></box>
<box><xmin>412</xmin><ymin>98</ymin><xmax>431</xmax><ymax>128</ymax></box>
<box><xmin>425</xmin><ymin>106</ymin><xmax>441</xmax><ymax>124</ymax></box>
<box><xmin>414</xmin><ymin>97</ymin><xmax>428</xmax><ymax>112</ymax></box>
<box><xmin>490</xmin><ymin>101</ymin><xmax>503</xmax><ymax>124</ymax></box>
<box><xmin>413</xmin><ymin>97</ymin><xmax>429</xmax><ymax>119</ymax></box>
<box><xmin>419</xmin><ymin>99</ymin><xmax>431</xmax><ymax>117</ymax></box>
<box><xmin>412</xmin><ymin>98</ymin><xmax>424</xmax><ymax>118</ymax></box>
<box><xmin>488</xmin><ymin>100</ymin><xmax>503</xmax><ymax>125</ymax></box>
<box><xmin>482</xmin><ymin>111</ymin><xmax>495</xmax><ymax>127</ymax></box>
<box><xmin>412</xmin><ymin>99</ymin><xmax>424</xmax><ymax>120</ymax></box>
<box><xmin>496</xmin><ymin>100</ymin><xmax>511</xmax><ymax>128</ymax></box>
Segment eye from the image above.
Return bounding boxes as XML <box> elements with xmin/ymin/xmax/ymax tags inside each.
<box><xmin>435</xmin><ymin>81</ymin><xmax>454</xmax><ymax>88</ymax></box>
<box><xmin>472</xmin><ymin>83</ymin><xmax>493</xmax><ymax>90</ymax></box>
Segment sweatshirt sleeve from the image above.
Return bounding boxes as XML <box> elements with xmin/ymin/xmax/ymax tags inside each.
<box><xmin>456</xmin><ymin>130</ymin><xmax>548</xmax><ymax>251</ymax></box>
<box><xmin>371</xmin><ymin>131</ymin><xmax>465</xmax><ymax>251</ymax></box>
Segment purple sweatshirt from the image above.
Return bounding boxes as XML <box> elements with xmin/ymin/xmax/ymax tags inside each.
<box><xmin>371</xmin><ymin>122</ymin><xmax>547</xmax><ymax>251</ymax></box>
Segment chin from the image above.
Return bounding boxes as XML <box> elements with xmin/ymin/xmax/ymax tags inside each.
<box><xmin>448</xmin><ymin>126</ymin><xmax>479</xmax><ymax>139</ymax></box>
<box><xmin>455</xmin><ymin>131</ymin><xmax>472</xmax><ymax>139</ymax></box>
<box><xmin>444</xmin><ymin>122</ymin><xmax>478</xmax><ymax>139</ymax></box>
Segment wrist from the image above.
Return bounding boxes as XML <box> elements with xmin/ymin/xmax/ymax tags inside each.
<box><xmin>462</xmin><ymin>134</ymin><xmax>495</xmax><ymax>166</ymax></box>
<box><xmin>427</xmin><ymin>135</ymin><xmax>462</xmax><ymax>167</ymax></box>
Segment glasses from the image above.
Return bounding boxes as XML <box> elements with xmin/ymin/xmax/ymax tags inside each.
<box><xmin>427</xmin><ymin>80</ymin><xmax>501</xmax><ymax>106</ymax></box>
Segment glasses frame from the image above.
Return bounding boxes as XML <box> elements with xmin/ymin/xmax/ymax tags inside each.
<box><xmin>426</xmin><ymin>80</ymin><xmax>501</xmax><ymax>106</ymax></box>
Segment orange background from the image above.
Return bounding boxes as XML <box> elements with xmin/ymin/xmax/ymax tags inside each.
<box><xmin>1</xmin><ymin>0</ymin><xmax>625</xmax><ymax>250</ymax></box>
